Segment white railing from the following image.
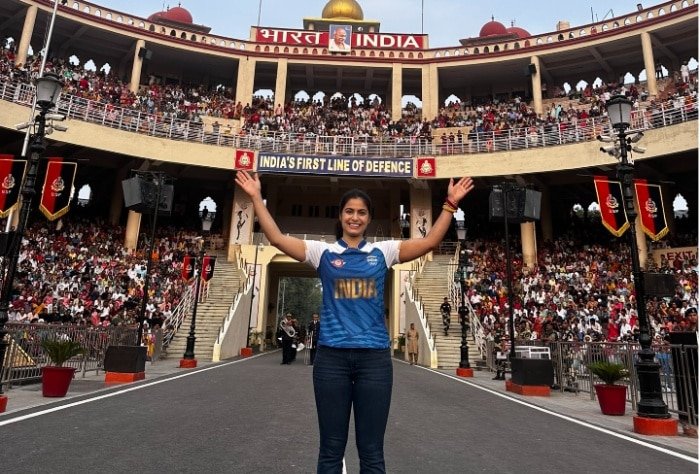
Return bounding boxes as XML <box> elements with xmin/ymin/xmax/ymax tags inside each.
<box><xmin>1</xmin><ymin>78</ymin><xmax>696</xmax><ymax>160</ymax></box>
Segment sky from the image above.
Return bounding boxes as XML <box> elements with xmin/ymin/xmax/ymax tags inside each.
<box><xmin>103</xmin><ymin>0</ymin><xmax>660</xmax><ymax>47</ymax></box>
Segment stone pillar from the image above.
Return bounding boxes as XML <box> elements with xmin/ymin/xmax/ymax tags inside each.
<box><xmin>391</xmin><ymin>63</ymin><xmax>403</xmax><ymax>123</ymax></box>
<box><xmin>129</xmin><ymin>39</ymin><xmax>145</xmax><ymax>93</ymax></box>
<box><xmin>421</xmin><ymin>65</ymin><xmax>438</xmax><ymax>121</ymax></box>
<box><xmin>640</xmin><ymin>32</ymin><xmax>658</xmax><ymax>98</ymax></box>
<box><xmin>520</xmin><ymin>222</ymin><xmax>537</xmax><ymax>269</ymax></box>
<box><xmin>124</xmin><ymin>210</ymin><xmax>141</xmax><ymax>250</ymax></box>
<box><xmin>108</xmin><ymin>176</ymin><xmax>124</xmax><ymax>226</ymax></box>
<box><xmin>274</xmin><ymin>58</ymin><xmax>288</xmax><ymax>106</ymax></box>
<box><xmin>15</xmin><ymin>5</ymin><xmax>37</xmax><ymax>67</ymax></box>
<box><xmin>530</xmin><ymin>55</ymin><xmax>543</xmax><ymax>116</ymax></box>
<box><xmin>409</xmin><ymin>185</ymin><xmax>432</xmax><ymax>262</ymax></box>
<box><xmin>236</xmin><ymin>57</ymin><xmax>257</xmax><ymax>106</ymax></box>
<box><xmin>228</xmin><ymin>186</ymin><xmax>254</xmax><ymax>261</ymax></box>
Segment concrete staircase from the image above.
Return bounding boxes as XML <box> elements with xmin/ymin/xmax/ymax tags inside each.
<box><xmin>166</xmin><ymin>254</ymin><xmax>242</xmax><ymax>362</ymax></box>
<box><xmin>413</xmin><ymin>254</ymin><xmax>484</xmax><ymax>369</ymax></box>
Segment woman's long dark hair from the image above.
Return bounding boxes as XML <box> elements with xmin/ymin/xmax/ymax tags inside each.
<box><xmin>335</xmin><ymin>189</ymin><xmax>373</xmax><ymax>240</ymax></box>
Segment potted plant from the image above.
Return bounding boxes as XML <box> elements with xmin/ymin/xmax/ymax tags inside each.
<box><xmin>588</xmin><ymin>360</ymin><xmax>628</xmax><ymax>415</ymax></box>
<box><xmin>41</xmin><ymin>338</ymin><xmax>86</xmax><ymax>397</ymax></box>
<box><xmin>394</xmin><ymin>334</ymin><xmax>406</xmax><ymax>356</ymax></box>
<box><xmin>250</xmin><ymin>330</ymin><xmax>264</xmax><ymax>351</ymax></box>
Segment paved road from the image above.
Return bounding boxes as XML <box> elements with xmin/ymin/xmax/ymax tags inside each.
<box><xmin>0</xmin><ymin>352</ymin><xmax>696</xmax><ymax>473</ymax></box>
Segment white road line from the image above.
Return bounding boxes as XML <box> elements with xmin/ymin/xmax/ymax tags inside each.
<box><xmin>421</xmin><ymin>367</ymin><xmax>698</xmax><ymax>464</ymax></box>
<box><xmin>0</xmin><ymin>354</ymin><xmax>265</xmax><ymax>427</ymax></box>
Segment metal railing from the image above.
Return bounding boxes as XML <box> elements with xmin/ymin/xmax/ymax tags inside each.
<box><xmin>483</xmin><ymin>339</ymin><xmax>698</xmax><ymax>426</ymax></box>
<box><xmin>0</xmin><ymin>323</ymin><xmax>137</xmax><ymax>388</ymax></box>
<box><xmin>0</xmin><ymin>79</ymin><xmax>696</xmax><ymax>159</ymax></box>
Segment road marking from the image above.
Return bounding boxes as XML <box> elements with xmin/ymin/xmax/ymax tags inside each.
<box><xmin>0</xmin><ymin>353</ymin><xmax>266</xmax><ymax>427</ymax></box>
<box><xmin>422</xmin><ymin>367</ymin><xmax>698</xmax><ymax>464</ymax></box>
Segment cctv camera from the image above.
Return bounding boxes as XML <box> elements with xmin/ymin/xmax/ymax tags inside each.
<box><xmin>596</xmin><ymin>134</ymin><xmax>614</xmax><ymax>143</ymax></box>
<box><xmin>628</xmin><ymin>132</ymin><xmax>644</xmax><ymax>143</ymax></box>
<box><xmin>45</xmin><ymin>113</ymin><xmax>66</xmax><ymax>121</ymax></box>
<box><xmin>15</xmin><ymin>122</ymin><xmax>31</xmax><ymax>130</ymax></box>
<box><xmin>631</xmin><ymin>146</ymin><xmax>646</xmax><ymax>154</ymax></box>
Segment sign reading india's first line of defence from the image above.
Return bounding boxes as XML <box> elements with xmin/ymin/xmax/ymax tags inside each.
<box><xmin>258</xmin><ymin>153</ymin><xmax>414</xmax><ymax>178</ymax></box>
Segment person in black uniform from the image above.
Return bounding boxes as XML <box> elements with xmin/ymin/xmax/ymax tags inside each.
<box><xmin>280</xmin><ymin>319</ymin><xmax>296</xmax><ymax>365</ymax></box>
<box><xmin>440</xmin><ymin>297</ymin><xmax>452</xmax><ymax>336</ymax></box>
<box><xmin>307</xmin><ymin>312</ymin><xmax>321</xmax><ymax>365</ymax></box>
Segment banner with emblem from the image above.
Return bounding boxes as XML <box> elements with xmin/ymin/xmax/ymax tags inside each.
<box><xmin>201</xmin><ymin>255</ymin><xmax>216</xmax><ymax>281</ymax></box>
<box><xmin>181</xmin><ymin>255</ymin><xmax>195</xmax><ymax>281</ymax></box>
<box><xmin>39</xmin><ymin>159</ymin><xmax>76</xmax><ymax>221</ymax></box>
<box><xmin>634</xmin><ymin>179</ymin><xmax>669</xmax><ymax>241</ymax></box>
<box><xmin>234</xmin><ymin>149</ymin><xmax>255</xmax><ymax>170</ymax></box>
<box><xmin>593</xmin><ymin>176</ymin><xmax>629</xmax><ymax>237</ymax></box>
<box><xmin>415</xmin><ymin>157</ymin><xmax>436</xmax><ymax>178</ymax></box>
<box><xmin>0</xmin><ymin>155</ymin><xmax>27</xmax><ymax>218</ymax></box>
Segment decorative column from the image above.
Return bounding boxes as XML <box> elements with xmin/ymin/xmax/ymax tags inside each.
<box><xmin>274</xmin><ymin>58</ymin><xmax>288</xmax><ymax>107</ymax></box>
<box><xmin>15</xmin><ymin>5</ymin><xmax>38</xmax><ymax>67</ymax></box>
<box><xmin>520</xmin><ymin>221</ymin><xmax>537</xmax><ymax>269</ymax></box>
<box><xmin>530</xmin><ymin>55</ymin><xmax>543</xmax><ymax>116</ymax></box>
<box><xmin>421</xmin><ymin>65</ymin><xmax>438</xmax><ymax>121</ymax></box>
<box><xmin>391</xmin><ymin>63</ymin><xmax>403</xmax><ymax>123</ymax></box>
<box><xmin>409</xmin><ymin>185</ymin><xmax>432</xmax><ymax>259</ymax></box>
<box><xmin>124</xmin><ymin>210</ymin><xmax>141</xmax><ymax>250</ymax></box>
<box><xmin>129</xmin><ymin>39</ymin><xmax>146</xmax><ymax>93</ymax></box>
<box><xmin>228</xmin><ymin>186</ymin><xmax>254</xmax><ymax>260</ymax></box>
<box><xmin>640</xmin><ymin>32</ymin><xmax>658</xmax><ymax>98</ymax></box>
<box><xmin>236</xmin><ymin>57</ymin><xmax>257</xmax><ymax>106</ymax></box>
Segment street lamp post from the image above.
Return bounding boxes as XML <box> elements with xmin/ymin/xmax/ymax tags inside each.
<box><xmin>455</xmin><ymin>217</ymin><xmax>473</xmax><ymax>377</ymax></box>
<box><xmin>601</xmin><ymin>95</ymin><xmax>672</xmax><ymax>426</ymax></box>
<box><xmin>181</xmin><ymin>209</ymin><xmax>216</xmax><ymax>368</ymax></box>
<box><xmin>0</xmin><ymin>73</ymin><xmax>64</xmax><ymax>407</ymax></box>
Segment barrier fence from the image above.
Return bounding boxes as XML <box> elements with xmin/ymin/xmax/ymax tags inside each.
<box><xmin>0</xmin><ymin>79</ymin><xmax>697</xmax><ymax>159</ymax></box>
<box><xmin>485</xmin><ymin>339</ymin><xmax>698</xmax><ymax>426</ymax></box>
<box><xmin>0</xmin><ymin>323</ymin><xmax>138</xmax><ymax>388</ymax></box>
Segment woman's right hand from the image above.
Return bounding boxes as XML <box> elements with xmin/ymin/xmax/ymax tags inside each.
<box><xmin>234</xmin><ymin>170</ymin><xmax>261</xmax><ymax>198</ymax></box>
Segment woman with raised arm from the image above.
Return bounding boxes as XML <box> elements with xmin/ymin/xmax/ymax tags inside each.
<box><xmin>234</xmin><ymin>170</ymin><xmax>474</xmax><ymax>474</ymax></box>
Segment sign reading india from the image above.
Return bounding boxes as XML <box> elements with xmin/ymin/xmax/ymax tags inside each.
<box><xmin>258</xmin><ymin>153</ymin><xmax>414</xmax><ymax>178</ymax></box>
<box><xmin>256</xmin><ymin>28</ymin><xmax>426</xmax><ymax>50</ymax></box>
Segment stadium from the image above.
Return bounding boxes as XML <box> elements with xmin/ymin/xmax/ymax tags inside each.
<box><xmin>0</xmin><ymin>0</ymin><xmax>697</xmax><ymax>451</ymax></box>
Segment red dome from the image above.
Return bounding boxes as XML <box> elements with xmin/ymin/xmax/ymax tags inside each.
<box><xmin>506</xmin><ymin>26</ymin><xmax>530</xmax><ymax>39</ymax></box>
<box><xmin>148</xmin><ymin>6</ymin><xmax>193</xmax><ymax>25</ymax></box>
<box><xmin>479</xmin><ymin>20</ymin><xmax>507</xmax><ymax>37</ymax></box>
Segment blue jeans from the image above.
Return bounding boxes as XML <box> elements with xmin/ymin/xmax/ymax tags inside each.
<box><xmin>313</xmin><ymin>346</ymin><xmax>393</xmax><ymax>474</ymax></box>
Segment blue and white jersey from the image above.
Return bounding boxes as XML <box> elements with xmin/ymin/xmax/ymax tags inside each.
<box><xmin>305</xmin><ymin>239</ymin><xmax>401</xmax><ymax>349</ymax></box>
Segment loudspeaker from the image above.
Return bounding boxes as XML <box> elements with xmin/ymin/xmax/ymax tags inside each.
<box><xmin>138</xmin><ymin>47</ymin><xmax>153</xmax><ymax>60</ymax></box>
<box><xmin>644</xmin><ymin>272</ymin><xmax>677</xmax><ymax>297</ymax></box>
<box><xmin>528</xmin><ymin>63</ymin><xmax>537</xmax><ymax>75</ymax></box>
<box><xmin>104</xmin><ymin>345</ymin><xmax>147</xmax><ymax>373</ymax></box>
<box><xmin>511</xmin><ymin>358</ymin><xmax>554</xmax><ymax>386</ymax></box>
<box><xmin>489</xmin><ymin>187</ymin><xmax>541</xmax><ymax>222</ymax></box>
<box><xmin>122</xmin><ymin>177</ymin><xmax>173</xmax><ymax>215</ymax></box>
<box><xmin>522</xmin><ymin>188</ymin><xmax>541</xmax><ymax>221</ymax></box>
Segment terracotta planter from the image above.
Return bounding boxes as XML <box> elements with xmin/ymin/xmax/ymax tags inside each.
<box><xmin>594</xmin><ymin>383</ymin><xmax>627</xmax><ymax>415</ymax></box>
<box><xmin>42</xmin><ymin>366</ymin><xmax>77</xmax><ymax>397</ymax></box>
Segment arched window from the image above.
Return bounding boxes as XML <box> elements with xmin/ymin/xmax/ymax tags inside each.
<box><xmin>94</xmin><ymin>9</ymin><xmax>101</xmax><ymax>17</ymax></box>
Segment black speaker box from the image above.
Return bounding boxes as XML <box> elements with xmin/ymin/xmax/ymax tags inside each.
<box><xmin>510</xmin><ymin>358</ymin><xmax>554</xmax><ymax>386</ymax></box>
<box><xmin>104</xmin><ymin>345</ymin><xmax>147</xmax><ymax>373</ymax></box>
<box><xmin>138</xmin><ymin>47</ymin><xmax>153</xmax><ymax>60</ymax></box>
<box><xmin>489</xmin><ymin>187</ymin><xmax>541</xmax><ymax>222</ymax></box>
<box><xmin>121</xmin><ymin>177</ymin><xmax>173</xmax><ymax>215</ymax></box>
<box><xmin>528</xmin><ymin>63</ymin><xmax>537</xmax><ymax>75</ymax></box>
<box><xmin>644</xmin><ymin>272</ymin><xmax>677</xmax><ymax>297</ymax></box>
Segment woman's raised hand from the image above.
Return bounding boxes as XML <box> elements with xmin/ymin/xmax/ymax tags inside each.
<box><xmin>447</xmin><ymin>177</ymin><xmax>475</xmax><ymax>205</ymax></box>
<box><xmin>234</xmin><ymin>170</ymin><xmax>262</xmax><ymax>198</ymax></box>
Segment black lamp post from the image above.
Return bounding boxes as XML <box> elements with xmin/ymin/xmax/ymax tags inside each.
<box><xmin>181</xmin><ymin>208</ymin><xmax>216</xmax><ymax>366</ymax></box>
<box><xmin>455</xmin><ymin>217</ymin><xmax>471</xmax><ymax>371</ymax></box>
<box><xmin>0</xmin><ymin>73</ymin><xmax>63</xmax><ymax>403</ymax></box>
<box><xmin>602</xmin><ymin>95</ymin><xmax>670</xmax><ymax>419</ymax></box>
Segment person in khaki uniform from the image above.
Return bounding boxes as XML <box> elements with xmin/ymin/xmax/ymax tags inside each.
<box><xmin>406</xmin><ymin>322</ymin><xmax>420</xmax><ymax>365</ymax></box>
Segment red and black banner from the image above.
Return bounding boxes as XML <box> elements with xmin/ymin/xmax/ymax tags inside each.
<box><xmin>0</xmin><ymin>155</ymin><xmax>27</xmax><ymax>218</ymax></box>
<box><xmin>201</xmin><ymin>255</ymin><xmax>216</xmax><ymax>281</ymax></box>
<box><xmin>39</xmin><ymin>158</ymin><xmax>76</xmax><ymax>221</ymax></box>
<box><xmin>634</xmin><ymin>179</ymin><xmax>669</xmax><ymax>241</ymax></box>
<box><xmin>182</xmin><ymin>255</ymin><xmax>195</xmax><ymax>281</ymax></box>
<box><xmin>593</xmin><ymin>176</ymin><xmax>629</xmax><ymax>237</ymax></box>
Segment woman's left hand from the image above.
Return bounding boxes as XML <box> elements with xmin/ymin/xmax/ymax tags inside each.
<box><xmin>447</xmin><ymin>177</ymin><xmax>475</xmax><ymax>205</ymax></box>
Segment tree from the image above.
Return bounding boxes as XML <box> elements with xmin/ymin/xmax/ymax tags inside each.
<box><xmin>279</xmin><ymin>277</ymin><xmax>322</xmax><ymax>327</ymax></box>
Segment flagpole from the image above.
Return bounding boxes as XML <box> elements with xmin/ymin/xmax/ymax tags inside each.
<box><xmin>257</xmin><ymin>0</ymin><xmax>262</xmax><ymax>26</ymax></box>
<box><xmin>421</xmin><ymin>0</ymin><xmax>424</xmax><ymax>34</ymax></box>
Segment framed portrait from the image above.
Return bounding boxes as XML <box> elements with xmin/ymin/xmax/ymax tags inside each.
<box><xmin>328</xmin><ymin>24</ymin><xmax>352</xmax><ymax>53</ymax></box>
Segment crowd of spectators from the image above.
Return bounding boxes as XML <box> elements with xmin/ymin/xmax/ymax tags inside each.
<box><xmin>4</xmin><ymin>218</ymin><xmax>201</xmax><ymax>336</ymax></box>
<box><xmin>467</xmin><ymin>229</ymin><xmax>698</xmax><ymax>348</ymax></box>
<box><xmin>1</xmin><ymin>42</ymin><xmax>697</xmax><ymax>154</ymax></box>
